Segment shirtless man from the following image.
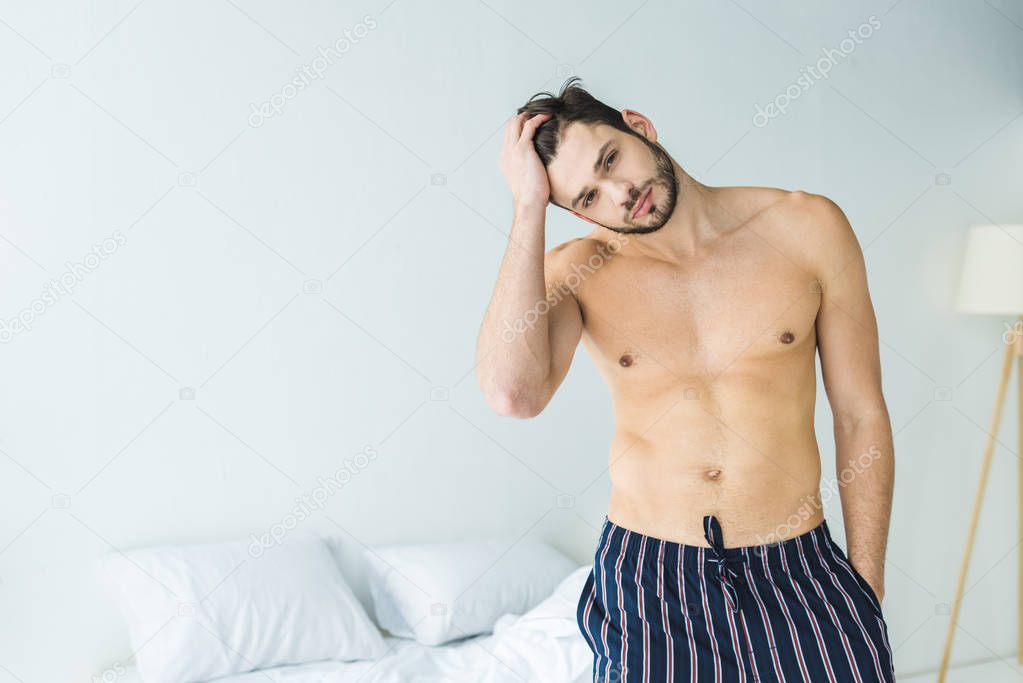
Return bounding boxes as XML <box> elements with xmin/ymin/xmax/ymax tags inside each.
<box><xmin>475</xmin><ymin>78</ymin><xmax>895</xmax><ymax>682</ymax></box>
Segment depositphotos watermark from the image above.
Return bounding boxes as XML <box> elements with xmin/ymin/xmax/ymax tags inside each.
<box><xmin>753</xmin><ymin>444</ymin><xmax>883</xmax><ymax>549</ymax></box>
<box><xmin>92</xmin><ymin>661</ymin><xmax>127</xmax><ymax>683</ymax></box>
<box><xmin>0</xmin><ymin>230</ymin><xmax>127</xmax><ymax>343</ymax></box>
<box><xmin>1002</xmin><ymin>319</ymin><xmax>1023</xmax><ymax>345</ymax></box>
<box><xmin>248</xmin><ymin>15</ymin><xmax>378</xmax><ymax>128</ymax></box>
<box><xmin>501</xmin><ymin>234</ymin><xmax>629</xmax><ymax>343</ymax></box>
<box><xmin>753</xmin><ymin>15</ymin><xmax>881</xmax><ymax>128</ymax></box>
<box><xmin>247</xmin><ymin>445</ymin><xmax>378</xmax><ymax>558</ymax></box>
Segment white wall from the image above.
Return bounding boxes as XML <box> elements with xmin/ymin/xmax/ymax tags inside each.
<box><xmin>0</xmin><ymin>0</ymin><xmax>1020</xmax><ymax>680</ymax></box>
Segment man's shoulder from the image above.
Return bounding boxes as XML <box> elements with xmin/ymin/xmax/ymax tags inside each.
<box><xmin>733</xmin><ymin>187</ymin><xmax>854</xmax><ymax>245</ymax></box>
<box><xmin>777</xmin><ymin>190</ymin><xmax>856</xmax><ymax>253</ymax></box>
<box><xmin>725</xmin><ymin>187</ymin><xmax>857</xmax><ymax>277</ymax></box>
<box><xmin>544</xmin><ymin>235</ymin><xmax>624</xmax><ymax>275</ymax></box>
<box><xmin>779</xmin><ymin>189</ymin><xmax>848</xmax><ymax>225</ymax></box>
<box><xmin>727</xmin><ymin>186</ymin><xmax>848</xmax><ymax>224</ymax></box>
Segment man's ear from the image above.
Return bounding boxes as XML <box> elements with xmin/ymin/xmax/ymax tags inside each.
<box><xmin>572</xmin><ymin>211</ymin><xmax>597</xmax><ymax>225</ymax></box>
<box><xmin>621</xmin><ymin>109</ymin><xmax>656</xmax><ymax>143</ymax></box>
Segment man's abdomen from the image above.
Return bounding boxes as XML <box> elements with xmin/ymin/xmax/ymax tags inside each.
<box><xmin>605</xmin><ymin>377</ymin><xmax>823</xmax><ymax>548</ymax></box>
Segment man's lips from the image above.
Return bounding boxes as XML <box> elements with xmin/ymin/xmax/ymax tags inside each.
<box><xmin>632</xmin><ymin>188</ymin><xmax>652</xmax><ymax>219</ymax></box>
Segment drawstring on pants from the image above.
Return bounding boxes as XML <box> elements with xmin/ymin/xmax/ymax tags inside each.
<box><xmin>703</xmin><ymin>515</ymin><xmax>745</xmax><ymax>613</ymax></box>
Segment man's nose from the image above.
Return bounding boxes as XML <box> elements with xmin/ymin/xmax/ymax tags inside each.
<box><xmin>608</xmin><ymin>181</ymin><xmax>637</xmax><ymax>208</ymax></box>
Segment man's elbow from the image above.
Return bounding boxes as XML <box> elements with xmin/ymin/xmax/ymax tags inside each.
<box><xmin>482</xmin><ymin>386</ymin><xmax>546</xmax><ymax>419</ymax></box>
<box><xmin>831</xmin><ymin>395</ymin><xmax>890</xmax><ymax>434</ymax></box>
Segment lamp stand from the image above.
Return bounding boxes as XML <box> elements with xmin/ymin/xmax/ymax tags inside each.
<box><xmin>938</xmin><ymin>313</ymin><xmax>1023</xmax><ymax>681</ymax></box>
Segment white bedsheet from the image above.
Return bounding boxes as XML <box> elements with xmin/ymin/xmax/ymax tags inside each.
<box><xmin>120</xmin><ymin>565</ymin><xmax>594</xmax><ymax>683</ymax></box>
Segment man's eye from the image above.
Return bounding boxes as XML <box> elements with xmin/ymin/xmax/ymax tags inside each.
<box><xmin>584</xmin><ymin>190</ymin><xmax>596</xmax><ymax>207</ymax></box>
<box><xmin>605</xmin><ymin>151</ymin><xmax>617</xmax><ymax>169</ymax></box>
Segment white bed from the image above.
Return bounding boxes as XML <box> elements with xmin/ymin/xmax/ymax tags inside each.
<box><xmin>117</xmin><ymin>565</ymin><xmax>595</xmax><ymax>683</ymax></box>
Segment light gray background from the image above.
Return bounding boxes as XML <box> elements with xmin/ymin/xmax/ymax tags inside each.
<box><xmin>0</xmin><ymin>0</ymin><xmax>1021</xmax><ymax>680</ymax></box>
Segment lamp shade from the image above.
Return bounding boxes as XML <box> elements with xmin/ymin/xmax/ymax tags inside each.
<box><xmin>956</xmin><ymin>224</ymin><xmax>1023</xmax><ymax>315</ymax></box>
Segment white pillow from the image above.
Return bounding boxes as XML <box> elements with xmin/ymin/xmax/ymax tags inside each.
<box><xmin>494</xmin><ymin>564</ymin><xmax>593</xmax><ymax>633</ymax></box>
<box><xmin>363</xmin><ymin>537</ymin><xmax>576</xmax><ymax>646</ymax></box>
<box><xmin>99</xmin><ymin>528</ymin><xmax>386</xmax><ymax>683</ymax></box>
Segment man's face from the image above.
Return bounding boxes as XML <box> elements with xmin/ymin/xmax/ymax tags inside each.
<box><xmin>547</xmin><ymin>121</ymin><xmax>678</xmax><ymax>234</ymax></box>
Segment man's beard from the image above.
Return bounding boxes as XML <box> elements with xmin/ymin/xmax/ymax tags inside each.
<box><xmin>597</xmin><ymin>139</ymin><xmax>679</xmax><ymax>235</ymax></box>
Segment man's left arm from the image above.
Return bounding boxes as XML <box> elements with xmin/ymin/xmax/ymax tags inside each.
<box><xmin>809</xmin><ymin>193</ymin><xmax>895</xmax><ymax>603</ymax></box>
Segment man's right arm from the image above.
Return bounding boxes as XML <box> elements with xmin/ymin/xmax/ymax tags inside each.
<box><xmin>475</xmin><ymin>203</ymin><xmax>583</xmax><ymax>418</ymax></box>
<box><xmin>474</xmin><ymin>112</ymin><xmax>583</xmax><ymax>418</ymax></box>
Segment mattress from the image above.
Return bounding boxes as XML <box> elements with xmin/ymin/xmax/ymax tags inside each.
<box><xmin>120</xmin><ymin>636</ymin><xmax>468</xmax><ymax>682</ymax></box>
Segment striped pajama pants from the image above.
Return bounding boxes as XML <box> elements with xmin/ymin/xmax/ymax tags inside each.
<box><xmin>576</xmin><ymin>514</ymin><xmax>895</xmax><ymax>682</ymax></box>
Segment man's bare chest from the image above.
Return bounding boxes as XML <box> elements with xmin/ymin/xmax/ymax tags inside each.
<box><xmin>575</xmin><ymin>244</ymin><xmax>822</xmax><ymax>379</ymax></box>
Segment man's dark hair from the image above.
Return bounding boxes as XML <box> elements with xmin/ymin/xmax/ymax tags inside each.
<box><xmin>516</xmin><ymin>77</ymin><xmax>633</xmax><ymax>167</ymax></box>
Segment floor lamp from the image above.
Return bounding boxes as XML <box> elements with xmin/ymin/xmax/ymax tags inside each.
<box><xmin>939</xmin><ymin>224</ymin><xmax>1023</xmax><ymax>681</ymax></box>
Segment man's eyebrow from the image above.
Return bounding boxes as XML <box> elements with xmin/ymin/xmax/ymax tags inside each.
<box><xmin>571</xmin><ymin>140</ymin><xmax>612</xmax><ymax>210</ymax></box>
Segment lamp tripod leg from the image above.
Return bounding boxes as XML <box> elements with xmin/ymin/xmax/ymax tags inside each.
<box><xmin>1018</xmin><ymin>330</ymin><xmax>1023</xmax><ymax>664</ymax></box>
<box><xmin>937</xmin><ymin>331</ymin><xmax>1017</xmax><ymax>682</ymax></box>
